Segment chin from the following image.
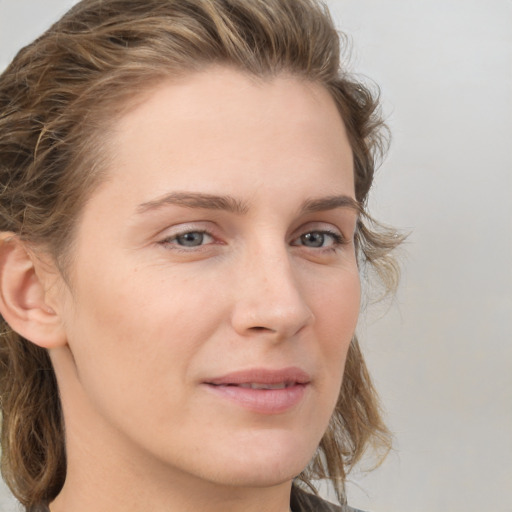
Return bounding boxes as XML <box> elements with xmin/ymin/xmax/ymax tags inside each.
<box><xmin>206</xmin><ymin>459</ymin><xmax>307</xmax><ymax>489</ymax></box>
<box><xmin>194</xmin><ymin>429</ymin><xmax>318</xmax><ymax>488</ymax></box>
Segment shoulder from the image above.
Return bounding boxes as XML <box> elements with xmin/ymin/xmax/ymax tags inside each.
<box><xmin>291</xmin><ymin>486</ymin><xmax>368</xmax><ymax>512</ymax></box>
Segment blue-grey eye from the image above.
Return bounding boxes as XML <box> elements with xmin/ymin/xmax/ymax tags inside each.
<box><xmin>301</xmin><ymin>232</ymin><xmax>326</xmax><ymax>247</ymax></box>
<box><xmin>294</xmin><ymin>230</ymin><xmax>344</xmax><ymax>248</ymax></box>
<box><xmin>175</xmin><ymin>232</ymin><xmax>206</xmax><ymax>247</ymax></box>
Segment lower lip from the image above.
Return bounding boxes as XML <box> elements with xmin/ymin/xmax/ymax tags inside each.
<box><xmin>203</xmin><ymin>383</ymin><xmax>308</xmax><ymax>415</ymax></box>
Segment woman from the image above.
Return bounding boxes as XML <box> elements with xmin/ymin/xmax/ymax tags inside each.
<box><xmin>0</xmin><ymin>1</ymin><xmax>402</xmax><ymax>511</ymax></box>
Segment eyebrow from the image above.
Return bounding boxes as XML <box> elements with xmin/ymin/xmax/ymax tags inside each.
<box><xmin>136</xmin><ymin>192</ymin><xmax>360</xmax><ymax>216</ymax></box>
<box><xmin>300</xmin><ymin>195</ymin><xmax>361</xmax><ymax>214</ymax></box>
<box><xmin>137</xmin><ymin>192</ymin><xmax>249</xmax><ymax>215</ymax></box>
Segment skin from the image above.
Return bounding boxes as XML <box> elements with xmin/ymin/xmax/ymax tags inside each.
<box><xmin>41</xmin><ymin>67</ymin><xmax>361</xmax><ymax>512</ymax></box>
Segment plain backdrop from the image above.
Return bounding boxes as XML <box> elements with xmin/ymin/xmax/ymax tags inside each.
<box><xmin>1</xmin><ymin>1</ymin><xmax>511</xmax><ymax>511</ymax></box>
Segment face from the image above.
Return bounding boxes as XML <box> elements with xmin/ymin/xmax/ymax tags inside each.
<box><xmin>52</xmin><ymin>67</ymin><xmax>360</xmax><ymax>490</ymax></box>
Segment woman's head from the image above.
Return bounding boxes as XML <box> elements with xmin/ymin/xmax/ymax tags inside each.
<box><xmin>0</xmin><ymin>0</ymin><xmax>401</xmax><ymax>510</ymax></box>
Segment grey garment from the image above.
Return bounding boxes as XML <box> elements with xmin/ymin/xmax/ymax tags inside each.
<box><xmin>291</xmin><ymin>486</ymin><xmax>366</xmax><ymax>512</ymax></box>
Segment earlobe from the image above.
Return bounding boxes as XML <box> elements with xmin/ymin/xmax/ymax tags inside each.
<box><xmin>0</xmin><ymin>233</ymin><xmax>67</xmax><ymax>348</ymax></box>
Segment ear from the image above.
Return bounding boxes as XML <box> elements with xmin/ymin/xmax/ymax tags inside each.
<box><xmin>0</xmin><ymin>233</ymin><xmax>67</xmax><ymax>348</ymax></box>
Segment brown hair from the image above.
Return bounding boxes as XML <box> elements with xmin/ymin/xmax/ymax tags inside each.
<box><xmin>0</xmin><ymin>0</ymin><xmax>403</xmax><ymax>509</ymax></box>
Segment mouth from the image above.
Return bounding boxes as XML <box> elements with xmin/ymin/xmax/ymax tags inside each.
<box><xmin>203</xmin><ymin>367</ymin><xmax>310</xmax><ymax>414</ymax></box>
<box><xmin>205</xmin><ymin>366</ymin><xmax>310</xmax><ymax>386</ymax></box>
<box><xmin>223</xmin><ymin>382</ymin><xmax>296</xmax><ymax>390</ymax></box>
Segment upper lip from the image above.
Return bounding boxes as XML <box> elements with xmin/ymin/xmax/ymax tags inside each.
<box><xmin>204</xmin><ymin>367</ymin><xmax>311</xmax><ymax>386</ymax></box>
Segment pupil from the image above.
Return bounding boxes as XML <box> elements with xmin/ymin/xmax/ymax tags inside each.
<box><xmin>302</xmin><ymin>232</ymin><xmax>324</xmax><ymax>247</ymax></box>
<box><xmin>178</xmin><ymin>232</ymin><xmax>203</xmax><ymax>246</ymax></box>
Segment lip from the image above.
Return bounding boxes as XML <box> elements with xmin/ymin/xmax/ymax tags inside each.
<box><xmin>203</xmin><ymin>367</ymin><xmax>311</xmax><ymax>415</ymax></box>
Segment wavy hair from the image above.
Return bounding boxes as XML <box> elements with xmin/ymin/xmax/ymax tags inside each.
<box><xmin>0</xmin><ymin>0</ymin><xmax>403</xmax><ymax>509</ymax></box>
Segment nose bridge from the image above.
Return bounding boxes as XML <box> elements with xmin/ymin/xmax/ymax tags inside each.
<box><xmin>231</xmin><ymin>235</ymin><xmax>313</xmax><ymax>338</ymax></box>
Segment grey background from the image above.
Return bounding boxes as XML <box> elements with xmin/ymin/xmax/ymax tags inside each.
<box><xmin>1</xmin><ymin>0</ymin><xmax>511</xmax><ymax>511</ymax></box>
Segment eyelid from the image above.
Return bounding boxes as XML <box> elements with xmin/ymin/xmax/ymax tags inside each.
<box><xmin>291</xmin><ymin>220</ymin><xmax>346</xmax><ymax>239</ymax></box>
<box><xmin>156</xmin><ymin>220</ymin><xmax>216</xmax><ymax>237</ymax></box>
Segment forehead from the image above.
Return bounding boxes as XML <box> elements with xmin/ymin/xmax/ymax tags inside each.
<box><xmin>105</xmin><ymin>67</ymin><xmax>353</xmax><ymax>195</ymax></box>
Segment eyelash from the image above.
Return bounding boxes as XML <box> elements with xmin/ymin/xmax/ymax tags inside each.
<box><xmin>158</xmin><ymin>228</ymin><xmax>347</xmax><ymax>252</ymax></box>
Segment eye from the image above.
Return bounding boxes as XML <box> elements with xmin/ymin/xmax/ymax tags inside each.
<box><xmin>161</xmin><ymin>230</ymin><xmax>214</xmax><ymax>248</ymax></box>
<box><xmin>292</xmin><ymin>230</ymin><xmax>344</xmax><ymax>249</ymax></box>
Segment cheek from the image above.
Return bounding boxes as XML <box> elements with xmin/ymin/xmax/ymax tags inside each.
<box><xmin>63</xmin><ymin>264</ymin><xmax>223</xmax><ymax>408</ymax></box>
<box><xmin>313</xmin><ymin>269</ymin><xmax>361</xmax><ymax>381</ymax></box>
<box><xmin>316</xmin><ymin>268</ymin><xmax>360</xmax><ymax>332</ymax></box>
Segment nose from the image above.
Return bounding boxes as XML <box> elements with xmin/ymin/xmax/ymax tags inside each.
<box><xmin>230</xmin><ymin>244</ymin><xmax>314</xmax><ymax>340</ymax></box>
